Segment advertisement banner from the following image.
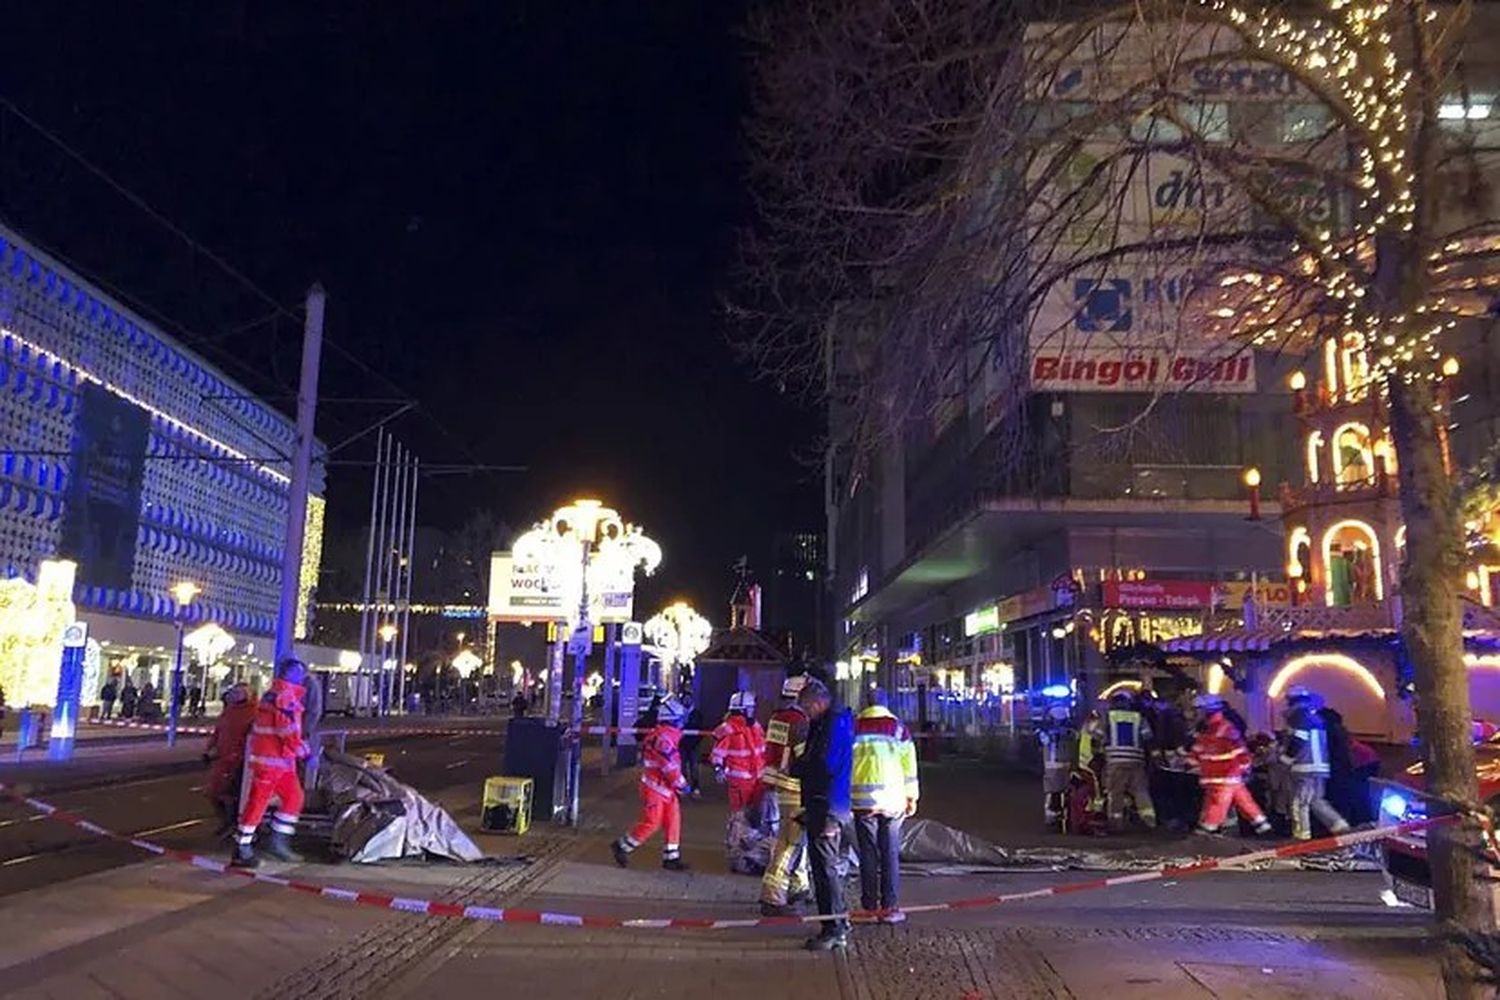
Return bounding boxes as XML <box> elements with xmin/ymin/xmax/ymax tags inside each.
<box><xmin>1216</xmin><ymin>579</ymin><xmax>1292</xmax><ymax>609</ymax></box>
<box><xmin>1030</xmin><ymin>349</ymin><xmax>1255</xmax><ymax>393</ymax></box>
<box><xmin>488</xmin><ymin>552</ymin><xmax>635</xmax><ymax>624</ymax></box>
<box><xmin>59</xmin><ymin>384</ymin><xmax>150</xmax><ymax>590</ymax></box>
<box><xmin>996</xmin><ymin>586</ymin><xmax>1057</xmax><ymax>625</ymax></box>
<box><xmin>1103</xmin><ymin>579</ymin><xmax>1216</xmax><ymax>609</ymax></box>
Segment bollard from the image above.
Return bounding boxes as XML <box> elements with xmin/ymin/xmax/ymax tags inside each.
<box><xmin>13</xmin><ymin>709</ymin><xmax>42</xmax><ymax>761</ymax></box>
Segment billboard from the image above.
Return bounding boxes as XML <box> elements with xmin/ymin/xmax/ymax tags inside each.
<box><xmin>58</xmin><ymin>384</ymin><xmax>150</xmax><ymax>590</ymax></box>
<box><xmin>488</xmin><ymin>551</ymin><xmax>636</xmax><ymax>624</ymax></box>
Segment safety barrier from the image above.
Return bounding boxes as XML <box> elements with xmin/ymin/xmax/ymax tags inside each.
<box><xmin>89</xmin><ymin>719</ymin><xmax>505</xmax><ymax>739</ymax></box>
<box><xmin>0</xmin><ymin>779</ymin><xmax>1443</xmax><ymax>929</ymax></box>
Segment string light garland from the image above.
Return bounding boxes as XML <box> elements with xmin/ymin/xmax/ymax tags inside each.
<box><xmin>1191</xmin><ymin>0</ymin><xmax>1463</xmax><ymax>385</ymax></box>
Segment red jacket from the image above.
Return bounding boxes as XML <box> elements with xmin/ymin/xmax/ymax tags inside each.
<box><xmin>762</xmin><ymin>704</ymin><xmax>809</xmax><ymax>792</ymax></box>
<box><xmin>1190</xmin><ymin>712</ymin><xmax>1251</xmax><ymax>785</ymax></box>
<box><xmin>247</xmin><ymin>679</ymin><xmax>306</xmax><ymax>770</ymax></box>
<box><xmin>711</xmin><ymin>714</ymin><xmax>766</xmax><ymax>785</ymax></box>
<box><xmin>640</xmin><ymin>724</ymin><xmax>686</xmax><ymax>799</ymax></box>
<box><xmin>206</xmin><ymin>702</ymin><xmax>257</xmax><ymax>765</ymax></box>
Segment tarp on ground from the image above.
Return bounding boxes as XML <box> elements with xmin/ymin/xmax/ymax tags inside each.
<box><xmin>317</xmin><ymin>750</ymin><xmax>485</xmax><ymax>863</ymax></box>
<box><xmin>896</xmin><ymin>817</ymin><xmax>1381</xmax><ymax>873</ymax></box>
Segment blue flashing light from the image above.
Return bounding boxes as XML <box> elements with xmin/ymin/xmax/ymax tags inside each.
<box><xmin>1379</xmin><ymin>791</ymin><xmax>1410</xmax><ymax>820</ymax></box>
<box><xmin>1040</xmin><ymin>684</ymin><xmax>1072</xmax><ymax>699</ymax></box>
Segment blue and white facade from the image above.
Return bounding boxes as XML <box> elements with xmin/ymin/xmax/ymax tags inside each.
<box><xmin>0</xmin><ymin>222</ymin><xmax>323</xmax><ymax>641</ymax></box>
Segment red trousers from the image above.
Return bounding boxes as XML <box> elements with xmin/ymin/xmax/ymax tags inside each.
<box><xmin>625</xmin><ymin>789</ymin><xmax>681</xmax><ymax>856</ymax></box>
<box><xmin>237</xmin><ymin>764</ymin><xmax>304</xmax><ymax>843</ymax></box>
<box><xmin>727</xmin><ymin>781</ymin><xmax>762</xmax><ymax>813</ymax></box>
<box><xmin>1198</xmin><ymin>781</ymin><xmax>1266</xmax><ymax>829</ymax></box>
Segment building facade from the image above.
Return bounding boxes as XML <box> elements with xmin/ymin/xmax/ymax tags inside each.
<box><xmin>0</xmin><ymin>223</ymin><xmax>330</xmax><ymax>705</ymax></box>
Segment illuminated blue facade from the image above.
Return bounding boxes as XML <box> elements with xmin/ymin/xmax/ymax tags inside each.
<box><xmin>0</xmin><ymin>223</ymin><xmax>323</xmax><ymax>636</ymax></box>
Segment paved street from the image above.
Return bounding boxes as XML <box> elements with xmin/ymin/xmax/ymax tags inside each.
<box><xmin>0</xmin><ymin>738</ymin><xmax>1445</xmax><ymax>999</ymax></box>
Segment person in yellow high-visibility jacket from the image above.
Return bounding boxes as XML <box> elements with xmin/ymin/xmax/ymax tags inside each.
<box><xmin>851</xmin><ymin>691</ymin><xmax>918</xmax><ymax>922</ymax></box>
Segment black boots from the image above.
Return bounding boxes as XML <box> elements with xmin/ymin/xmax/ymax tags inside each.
<box><xmin>230</xmin><ymin>843</ymin><xmax>259</xmax><ymax>869</ymax></box>
<box><xmin>264</xmin><ymin>830</ymin><xmax>304</xmax><ymax>863</ymax></box>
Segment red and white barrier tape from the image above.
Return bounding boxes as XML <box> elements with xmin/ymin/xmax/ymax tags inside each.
<box><xmin>0</xmin><ymin>779</ymin><xmax>1443</xmax><ymax>930</ymax></box>
<box><xmin>89</xmin><ymin>719</ymin><xmax>504</xmax><ymax>739</ymax></box>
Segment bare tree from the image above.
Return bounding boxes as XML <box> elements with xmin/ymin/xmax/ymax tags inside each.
<box><xmin>741</xmin><ymin>0</ymin><xmax>1500</xmax><ymax>991</ymax></box>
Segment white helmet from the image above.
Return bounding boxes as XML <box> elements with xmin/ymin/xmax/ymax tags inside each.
<box><xmin>780</xmin><ymin>674</ymin><xmax>809</xmax><ymax>699</ymax></box>
<box><xmin>728</xmin><ymin>691</ymin><xmax>756</xmax><ymax>715</ymax></box>
<box><xmin>657</xmin><ymin>696</ymin><xmax>686</xmax><ymax>726</ymax></box>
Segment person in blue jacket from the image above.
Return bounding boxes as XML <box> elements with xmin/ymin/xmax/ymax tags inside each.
<box><xmin>791</xmin><ymin>675</ymin><xmax>855</xmax><ymax>952</ymax></box>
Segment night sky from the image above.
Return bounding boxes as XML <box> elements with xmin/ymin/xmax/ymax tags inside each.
<box><xmin>0</xmin><ymin>3</ymin><xmax>820</xmax><ymax>615</ymax></box>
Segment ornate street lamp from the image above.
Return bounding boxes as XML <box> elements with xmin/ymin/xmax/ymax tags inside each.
<box><xmin>644</xmin><ymin>601</ymin><xmax>713</xmax><ymax>685</ymax></box>
<box><xmin>167</xmin><ymin>581</ymin><xmax>200</xmax><ymax>746</ymax></box>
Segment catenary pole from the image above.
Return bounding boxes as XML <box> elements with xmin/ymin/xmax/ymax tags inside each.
<box><xmin>274</xmin><ymin>284</ymin><xmax>325</xmax><ymax>665</ymax></box>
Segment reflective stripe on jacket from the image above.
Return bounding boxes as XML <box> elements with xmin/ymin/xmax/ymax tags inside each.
<box><xmin>1104</xmin><ymin>709</ymin><xmax>1151</xmax><ymax>762</ymax></box>
<box><xmin>711</xmin><ymin>715</ymin><xmax>765</xmax><ymax>783</ymax></box>
<box><xmin>247</xmin><ymin>678</ymin><xmax>305</xmax><ymax>768</ymax></box>
<box><xmin>761</xmin><ymin>705</ymin><xmax>808</xmax><ymax>793</ymax></box>
<box><xmin>1190</xmin><ymin>713</ymin><xmax>1251</xmax><ymax>785</ymax></box>
<box><xmin>641</xmin><ymin>724</ymin><xmax>686</xmax><ymax>799</ymax></box>
<box><xmin>851</xmin><ymin>705</ymin><xmax>918</xmax><ymax>815</ymax></box>
<box><xmin>1285</xmin><ymin>705</ymin><xmax>1331</xmax><ymax>775</ymax></box>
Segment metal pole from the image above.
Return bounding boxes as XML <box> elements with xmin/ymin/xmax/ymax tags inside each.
<box><xmin>568</xmin><ymin>541</ymin><xmax>591</xmax><ymax>826</ymax></box>
<box><xmin>600</xmin><ymin>622</ymin><xmax>617</xmax><ymax>776</ymax></box>
<box><xmin>396</xmin><ymin>456</ymin><xmax>418</xmax><ymax>715</ymax></box>
<box><xmin>379</xmin><ymin>444</ymin><xmax>408</xmax><ymax>715</ymax></box>
<box><xmin>385</xmin><ymin>447</ymin><xmax>410</xmax><ymax>714</ymax></box>
<box><xmin>546</xmin><ymin>633</ymin><xmax>565</xmax><ymax>723</ymax></box>
<box><xmin>368</xmin><ymin>436</ymin><xmax>396</xmax><ymax>714</ymax></box>
<box><xmin>167</xmin><ymin>619</ymin><xmax>185</xmax><ymax>746</ymax></box>
<box><xmin>274</xmin><ymin>283</ymin><xmax>326</xmax><ymax>664</ymax></box>
<box><xmin>358</xmin><ymin>428</ymin><xmax>386</xmax><ymax>712</ymax></box>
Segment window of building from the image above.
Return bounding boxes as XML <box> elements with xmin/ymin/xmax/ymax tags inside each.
<box><xmin>1439</xmin><ymin>95</ymin><xmax>1494</xmax><ymax>122</ymax></box>
<box><xmin>1323</xmin><ymin>520</ymin><xmax>1383</xmax><ymax>606</ymax></box>
<box><xmin>1281</xmin><ymin>103</ymin><xmax>1333</xmax><ymax>142</ymax></box>
<box><xmin>1332</xmin><ymin>423</ymin><xmax>1375</xmax><ymax>486</ymax></box>
<box><xmin>1129</xmin><ymin>102</ymin><xmax>1230</xmax><ymax>143</ymax></box>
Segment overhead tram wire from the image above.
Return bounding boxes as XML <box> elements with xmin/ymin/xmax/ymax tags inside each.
<box><xmin>0</xmin><ymin>93</ymin><xmax>511</xmax><ymax>468</ymax></box>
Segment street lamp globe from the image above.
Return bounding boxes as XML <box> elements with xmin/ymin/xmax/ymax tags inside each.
<box><xmin>170</xmin><ymin>581</ymin><xmax>200</xmax><ymax>608</ymax></box>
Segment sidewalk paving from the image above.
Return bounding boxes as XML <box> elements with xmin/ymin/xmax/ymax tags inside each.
<box><xmin>0</xmin><ymin>749</ymin><xmax>1447</xmax><ymax>999</ymax></box>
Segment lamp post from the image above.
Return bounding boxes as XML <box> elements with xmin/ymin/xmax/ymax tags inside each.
<box><xmin>378</xmin><ymin>623</ymin><xmax>398</xmax><ymax>715</ymax></box>
<box><xmin>514</xmin><ymin>500</ymin><xmax>660</xmax><ymax>823</ymax></box>
<box><xmin>1243</xmin><ymin>466</ymin><xmax>1262</xmax><ymax>521</ymax></box>
<box><xmin>167</xmin><ymin>581</ymin><xmax>200</xmax><ymax>747</ymax></box>
<box><xmin>643</xmin><ymin>602</ymin><xmax>713</xmax><ymax>691</ymax></box>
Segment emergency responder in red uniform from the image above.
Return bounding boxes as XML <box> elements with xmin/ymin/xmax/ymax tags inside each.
<box><xmin>232</xmin><ymin>659</ymin><xmax>309</xmax><ymax>868</ymax></box>
<box><xmin>760</xmin><ymin>674</ymin><xmax>813</xmax><ymax>915</ymax></box>
<box><xmin>611</xmin><ymin>696</ymin><xmax>691</xmax><ymax>870</ymax></box>
<box><xmin>203</xmin><ymin>683</ymin><xmax>256</xmax><ymax>836</ymax></box>
<box><xmin>712</xmin><ymin>690</ymin><xmax>766</xmax><ymax>873</ymax></box>
<box><xmin>1189</xmin><ymin>694</ymin><xmax>1272</xmax><ymax>836</ymax></box>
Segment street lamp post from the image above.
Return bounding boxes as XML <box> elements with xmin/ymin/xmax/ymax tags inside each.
<box><xmin>378</xmin><ymin>623</ymin><xmax>398</xmax><ymax>716</ymax></box>
<box><xmin>167</xmin><ymin>581</ymin><xmax>200</xmax><ymax>747</ymax></box>
<box><xmin>513</xmin><ymin>500</ymin><xmax>661</xmax><ymax>824</ymax></box>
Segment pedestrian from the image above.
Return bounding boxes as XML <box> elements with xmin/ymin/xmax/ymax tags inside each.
<box><xmin>1091</xmin><ymin>690</ymin><xmax>1157</xmax><ymax>832</ymax></box>
<box><xmin>511</xmin><ymin>691</ymin><xmax>529</xmax><ymax>717</ymax></box>
<box><xmin>680</xmin><ymin>693</ymin><xmax>704</xmax><ymax>799</ymax></box>
<box><xmin>790</xmin><ymin>677</ymin><xmax>854</xmax><ymax>952</ymax></box>
<box><xmin>759</xmin><ymin>674</ymin><xmax>812</xmax><ymax>915</ymax></box>
<box><xmin>1188</xmin><ymin>695</ymin><xmax>1272</xmax><ymax>836</ymax></box>
<box><xmin>611</xmin><ymin>695</ymin><xmax>691</xmax><ymax>871</ymax></box>
<box><xmin>203</xmin><ymin>684</ymin><xmax>256</xmax><ymax>836</ymax></box>
<box><xmin>100</xmin><ymin>676</ymin><xmax>118</xmax><ymax>721</ymax></box>
<box><xmin>1281</xmin><ymin>687</ymin><xmax>1350</xmax><ymax>840</ymax></box>
<box><xmin>851</xmin><ymin>689</ymin><xmax>918</xmax><ymax>923</ymax></box>
<box><xmin>711</xmin><ymin>691</ymin><xmax>767</xmax><ymax>873</ymax></box>
<box><xmin>1037</xmin><ymin>693</ymin><xmax>1075</xmax><ymax>828</ymax></box>
<box><xmin>120</xmin><ymin>678</ymin><xmax>138</xmax><ymax>719</ymax></box>
<box><xmin>139</xmin><ymin>681</ymin><xmax>158</xmax><ymax>721</ymax></box>
<box><xmin>188</xmin><ymin>683</ymin><xmax>203</xmax><ymax>718</ymax></box>
<box><xmin>301</xmin><ymin>666</ymin><xmax>325</xmax><ymax>795</ymax></box>
<box><xmin>232</xmin><ymin>658</ymin><xmax>310</xmax><ymax>868</ymax></box>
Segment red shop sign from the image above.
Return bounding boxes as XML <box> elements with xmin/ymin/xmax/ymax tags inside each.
<box><xmin>1103</xmin><ymin>579</ymin><xmax>1215</xmax><ymax>609</ymax></box>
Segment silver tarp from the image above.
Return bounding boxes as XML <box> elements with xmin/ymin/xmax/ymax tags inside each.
<box><xmin>317</xmin><ymin>750</ymin><xmax>485</xmax><ymax>863</ymax></box>
<box><xmin>896</xmin><ymin>818</ymin><xmax>1381</xmax><ymax>873</ymax></box>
